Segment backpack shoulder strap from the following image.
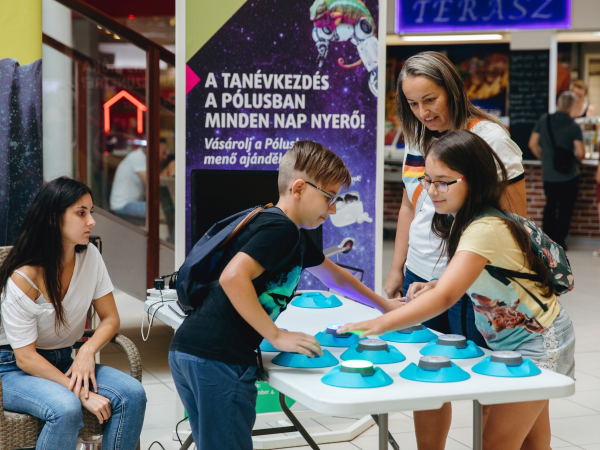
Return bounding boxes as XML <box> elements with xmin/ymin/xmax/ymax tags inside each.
<box><xmin>474</xmin><ymin>205</ymin><xmax>511</xmax><ymax>222</ymax></box>
<box><xmin>252</xmin><ymin>206</ymin><xmax>303</xmax><ymax>273</ymax></box>
<box><xmin>220</xmin><ymin>203</ymin><xmax>274</xmax><ymax>249</ymax></box>
<box><xmin>476</xmin><ymin>209</ymin><xmax>550</xmax><ymax>313</ymax></box>
<box><xmin>484</xmin><ymin>266</ymin><xmax>549</xmax><ymax>312</ymax></box>
<box><xmin>203</xmin><ymin>205</ymin><xmax>299</xmax><ymax>295</ymax></box>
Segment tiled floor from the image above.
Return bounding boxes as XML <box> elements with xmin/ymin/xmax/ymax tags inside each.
<box><xmin>104</xmin><ymin>241</ymin><xmax>600</xmax><ymax>450</ymax></box>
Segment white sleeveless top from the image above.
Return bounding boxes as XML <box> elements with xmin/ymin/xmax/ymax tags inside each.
<box><xmin>0</xmin><ymin>244</ymin><xmax>113</xmax><ymax>350</ymax></box>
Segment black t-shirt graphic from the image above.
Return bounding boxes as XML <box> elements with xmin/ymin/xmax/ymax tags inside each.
<box><xmin>170</xmin><ymin>209</ymin><xmax>325</xmax><ymax>366</ymax></box>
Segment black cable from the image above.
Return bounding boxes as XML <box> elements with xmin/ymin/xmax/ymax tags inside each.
<box><xmin>147</xmin><ymin>441</ymin><xmax>166</xmax><ymax>450</ymax></box>
<box><xmin>175</xmin><ymin>416</ymin><xmax>189</xmax><ymax>445</ymax></box>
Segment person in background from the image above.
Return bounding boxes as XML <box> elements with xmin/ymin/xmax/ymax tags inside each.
<box><xmin>110</xmin><ymin>142</ymin><xmax>169</xmax><ymax>218</ymax></box>
<box><xmin>110</xmin><ymin>145</ymin><xmax>147</xmax><ymax>218</ymax></box>
<box><xmin>529</xmin><ymin>91</ymin><xmax>585</xmax><ymax>250</ymax></box>
<box><xmin>385</xmin><ymin>51</ymin><xmax>526</xmax><ymax>450</ymax></box>
<box><xmin>570</xmin><ymin>80</ymin><xmax>596</xmax><ymax>118</ymax></box>
<box><xmin>160</xmin><ymin>138</ymin><xmax>176</xmax><ymax>177</ymax></box>
<box><xmin>0</xmin><ymin>177</ymin><xmax>146</xmax><ymax>450</ymax></box>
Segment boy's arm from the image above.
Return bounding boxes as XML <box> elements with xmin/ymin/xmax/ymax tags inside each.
<box><xmin>307</xmin><ymin>258</ymin><xmax>403</xmax><ymax>314</ymax></box>
<box><xmin>220</xmin><ymin>252</ymin><xmax>323</xmax><ymax>357</ymax></box>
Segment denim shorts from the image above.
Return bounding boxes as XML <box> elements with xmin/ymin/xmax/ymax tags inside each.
<box><xmin>514</xmin><ymin>304</ymin><xmax>575</xmax><ymax>378</ymax></box>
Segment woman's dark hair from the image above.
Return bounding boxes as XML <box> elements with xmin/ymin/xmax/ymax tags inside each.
<box><xmin>427</xmin><ymin>131</ymin><xmax>555</xmax><ymax>298</ymax></box>
<box><xmin>0</xmin><ymin>177</ymin><xmax>93</xmax><ymax>331</ymax></box>
<box><xmin>396</xmin><ymin>51</ymin><xmax>505</xmax><ymax>154</ymax></box>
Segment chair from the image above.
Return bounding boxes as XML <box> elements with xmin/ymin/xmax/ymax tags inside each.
<box><xmin>0</xmin><ymin>246</ymin><xmax>143</xmax><ymax>450</ymax></box>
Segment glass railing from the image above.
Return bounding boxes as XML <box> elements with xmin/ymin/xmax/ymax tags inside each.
<box><xmin>42</xmin><ymin>0</ymin><xmax>175</xmax><ymax>287</ymax></box>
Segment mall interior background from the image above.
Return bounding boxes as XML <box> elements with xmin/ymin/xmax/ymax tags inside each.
<box><xmin>1</xmin><ymin>0</ymin><xmax>599</xmax><ymax>314</ymax></box>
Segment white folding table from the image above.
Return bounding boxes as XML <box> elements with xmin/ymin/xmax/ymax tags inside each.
<box><xmin>145</xmin><ymin>291</ymin><xmax>575</xmax><ymax>450</ymax></box>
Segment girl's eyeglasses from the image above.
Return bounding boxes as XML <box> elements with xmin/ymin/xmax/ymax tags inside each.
<box><xmin>418</xmin><ymin>176</ymin><xmax>466</xmax><ymax>193</ymax></box>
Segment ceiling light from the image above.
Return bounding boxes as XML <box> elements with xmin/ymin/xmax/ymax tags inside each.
<box><xmin>402</xmin><ymin>34</ymin><xmax>503</xmax><ymax>42</ymax></box>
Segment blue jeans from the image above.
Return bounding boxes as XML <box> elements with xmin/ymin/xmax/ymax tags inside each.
<box><xmin>169</xmin><ymin>351</ymin><xmax>257</xmax><ymax>450</ymax></box>
<box><xmin>403</xmin><ymin>268</ymin><xmax>489</xmax><ymax>349</ymax></box>
<box><xmin>113</xmin><ymin>201</ymin><xmax>146</xmax><ymax>218</ymax></box>
<box><xmin>0</xmin><ymin>347</ymin><xmax>147</xmax><ymax>450</ymax></box>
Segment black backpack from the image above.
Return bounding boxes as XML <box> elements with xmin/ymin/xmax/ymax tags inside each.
<box><xmin>176</xmin><ymin>205</ymin><xmax>300</xmax><ymax>314</ymax></box>
<box><xmin>546</xmin><ymin>114</ymin><xmax>575</xmax><ymax>174</ymax></box>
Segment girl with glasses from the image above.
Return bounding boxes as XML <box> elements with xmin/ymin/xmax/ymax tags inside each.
<box><xmin>385</xmin><ymin>51</ymin><xmax>527</xmax><ymax>449</ymax></box>
<box><xmin>342</xmin><ymin>130</ymin><xmax>575</xmax><ymax>450</ymax></box>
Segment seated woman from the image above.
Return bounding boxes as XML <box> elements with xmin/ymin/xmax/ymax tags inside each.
<box><xmin>0</xmin><ymin>177</ymin><xmax>146</xmax><ymax>450</ymax></box>
<box><xmin>341</xmin><ymin>131</ymin><xmax>575</xmax><ymax>450</ymax></box>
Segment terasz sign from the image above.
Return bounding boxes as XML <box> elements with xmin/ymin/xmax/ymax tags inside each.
<box><xmin>396</xmin><ymin>0</ymin><xmax>571</xmax><ymax>33</ymax></box>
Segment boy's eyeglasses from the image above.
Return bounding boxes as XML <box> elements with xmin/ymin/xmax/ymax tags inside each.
<box><xmin>418</xmin><ymin>176</ymin><xmax>466</xmax><ymax>193</ymax></box>
<box><xmin>304</xmin><ymin>181</ymin><xmax>337</xmax><ymax>207</ymax></box>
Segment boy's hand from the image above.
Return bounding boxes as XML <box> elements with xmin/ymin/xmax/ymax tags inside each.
<box><xmin>271</xmin><ymin>330</ymin><xmax>323</xmax><ymax>358</ymax></box>
<box><xmin>384</xmin><ymin>297</ymin><xmax>406</xmax><ymax>312</ymax></box>
<box><xmin>338</xmin><ymin>317</ymin><xmax>388</xmax><ymax>338</ymax></box>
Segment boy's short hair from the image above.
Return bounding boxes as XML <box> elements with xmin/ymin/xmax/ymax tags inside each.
<box><xmin>278</xmin><ymin>140</ymin><xmax>352</xmax><ymax>195</ymax></box>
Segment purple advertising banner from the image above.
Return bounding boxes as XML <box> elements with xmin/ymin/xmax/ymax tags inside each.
<box><xmin>186</xmin><ymin>0</ymin><xmax>380</xmax><ymax>290</ymax></box>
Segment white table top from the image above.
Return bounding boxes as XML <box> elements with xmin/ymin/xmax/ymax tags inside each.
<box><xmin>262</xmin><ymin>292</ymin><xmax>575</xmax><ymax>416</ymax></box>
<box><xmin>144</xmin><ymin>291</ymin><xmax>575</xmax><ymax>417</ymax></box>
<box><xmin>145</xmin><ymin>296</ymin><xmax>184</xmax><ymax>330</ymax></box>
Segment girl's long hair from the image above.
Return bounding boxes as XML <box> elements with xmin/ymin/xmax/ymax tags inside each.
<box><xmin>396</xmin><ymin>51</ymin><xmax>505</xmax><ymax>154</ymax></box>
<box><xmin>428</xmin><ymin>131</ymin><xmax>555</xmax><ymax>298</ymax></box>
<box><xmin>0</xmin><ymin>177</ymin><xmax>93</xmax><ymax>330</ymax></box>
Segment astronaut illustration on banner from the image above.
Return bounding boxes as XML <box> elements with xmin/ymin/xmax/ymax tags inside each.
<box><xmin>330</xmin><ymin>190</ymin><xmax>373</xmax><ymax>228</ymax></box>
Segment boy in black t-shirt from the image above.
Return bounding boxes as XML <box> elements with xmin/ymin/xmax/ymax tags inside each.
<box><xmin>169</xmin><ymin>140</ymin><xmax>399</xmax><ymax>450</ymax></box>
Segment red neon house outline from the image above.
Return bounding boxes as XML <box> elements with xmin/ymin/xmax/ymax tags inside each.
<box><xmin>103</xmin><ymin>90</ymin><xmax>147</xmax><ymax>134</ymax></box>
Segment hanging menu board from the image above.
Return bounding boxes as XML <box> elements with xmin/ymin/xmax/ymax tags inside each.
<box><xmin>509</xmin><ymin>50</ymin><xmax>549</xmax><ymax>160</ymax></box>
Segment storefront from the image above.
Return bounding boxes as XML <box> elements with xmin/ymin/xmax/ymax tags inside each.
<box><xmin>383</xmin><ymin>0</ymin><xmax>600</xmax><ymax>243</ymax></box>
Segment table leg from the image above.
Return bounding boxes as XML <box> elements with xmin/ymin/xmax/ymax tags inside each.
<box><xmin>278</xmin><ymin>393</ymin><xmax>320</xmax><ymax>450</ymax></box>
<box><xmin>371</xmin><ymin>415</ymin><xmax>400</xmax><ymax>450</ymax></box>
<box><xmin>473</xmin><ymin>400</ymin><xmax>483</xmax><ymax>450</ymax></box>
<box><xmin>378</xmin><ymin>413</ymin><xmax>389</xmax><ymax>450</ymax></box>
<box><xmin>179</xmin><ymin>433</ymin><xmax>194</xmax><ymax>450</ymax></box>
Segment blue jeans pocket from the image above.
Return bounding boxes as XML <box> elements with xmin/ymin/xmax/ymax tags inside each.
<box><xmin>238</xmin><ymin>365</ymin><xmax>257</xmax><ymax>383</ymax></box>
<box><xmin>0</xmin><ymin>350</ymin><xmax>16</xmax><ymax>366</ymax></box>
